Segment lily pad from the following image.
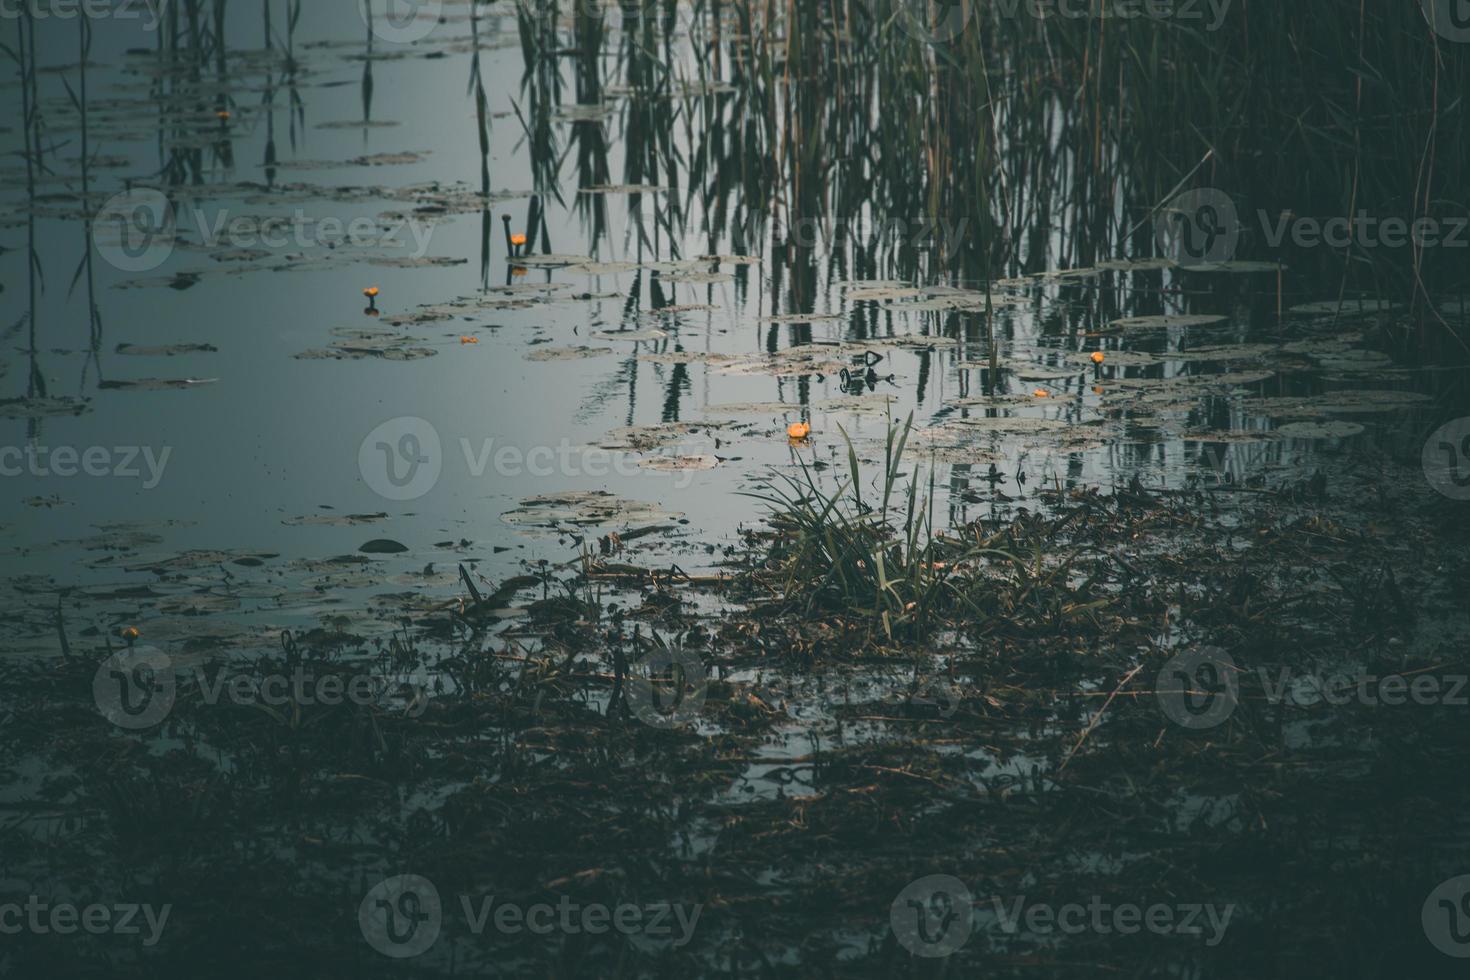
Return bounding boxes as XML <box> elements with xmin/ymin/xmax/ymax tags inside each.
<box><xmin>1275</xmin><ymin>420</ymin><xmax>1366</xmax><ymax>439</ymax></box>
<box><xmin>1108</xmin><ymin>315</ymin><xmax>1227</xmax><ymax>331</ymax></box>
<box><xmin>360</xmin><ymin>539</ymin><xmax>410</xmax><ymax>554</ymax></box>
<box><xmin>516</xmin><ymin>254</ymin><xmax>595</xmax><ymax>268</ymax></box>
<box><xmin>1289</xmin><ymin>299</ymin><xmax>1399</xmax><ymax>316</ymax></box>
<box><xmin>592</xmin><ymin>328</ymin><xmax>668</xmax><ymax>342</ymax></box>
<box><xmin>99</xmin><ymin>378</ymin><xmax>218</xmax><ymax>391</ymax></box>
<box><xmin>115</xmin><ymin>342</ymin><xmax>218</xmax><ymax>356</ymax></box>
<box><xmin>639</xmin><ymin>454</ymin><xmax>719</xmax><ymax>472</ymax></box>
<box><xmin>501</xmin><ymin>491</ymin><xmax>680</xmax><ymax>530</ymax></box>
<box><xmin>526</xmin><ymin>345</ymin><xmax>614</xmax><ymax>361</ymax></box>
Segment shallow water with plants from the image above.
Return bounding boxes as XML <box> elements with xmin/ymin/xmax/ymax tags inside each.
<box><xmin>2</xmin><ymin>1</ymin><xmax>1470</xmax><ymax>977</ymax></box>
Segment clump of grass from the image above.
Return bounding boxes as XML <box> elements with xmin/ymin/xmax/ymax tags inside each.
<box><xmin>744</xmin><ymin>415</ymin><xmax>1020</xmax><ymax>640</ymax></box>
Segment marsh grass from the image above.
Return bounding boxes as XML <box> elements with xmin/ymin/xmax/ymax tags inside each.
<box><xmin>742</xmin><ymin>417</ymin><xmax>1114</xmax><ymax>642</ymax></box>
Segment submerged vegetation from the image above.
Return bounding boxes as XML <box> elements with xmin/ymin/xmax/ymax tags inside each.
<box><xmin>744</xmin><ymin>417</ymin><xmax>1109</xmax><ymax>646</ymax></box>
<box><xmin>4</xmin><ymin>422</ymin><xmax>1469</xmax><ymax>976</ymax></box>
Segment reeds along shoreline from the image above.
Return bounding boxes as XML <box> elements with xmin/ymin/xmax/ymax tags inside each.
<box><xmin>513</xmin><ymin>0</ymin><xmax>1469</xmax><ymax>355</ymax></box>
<box><xmin>16</xmin><ymin>0</ymin><xmax>1465</xmax><ymax>353</ymax></box>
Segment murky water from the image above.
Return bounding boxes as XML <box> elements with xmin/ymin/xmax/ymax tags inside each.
<box><xmin>0</xmin><ymin>2</ymin><xmax>1455</xmax><ymax>656</ymax></box>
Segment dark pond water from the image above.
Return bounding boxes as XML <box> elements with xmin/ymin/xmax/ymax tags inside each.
<box><xmin>4</xmin><ymin>1</ymin><xmax>1459</xmax><ymax>658</ymax></box>
<box><xmin>3</xmin><ymin>4</ymin><xmax>1470</xmax><ymax>978</ymax></box>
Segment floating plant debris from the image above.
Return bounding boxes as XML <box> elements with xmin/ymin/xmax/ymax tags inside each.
<box><xmin>639</xmin><ymin>454</ymin><xmax>720</xmax><ymax>472</ymax></box>
<box><xmin>525</xmin><ymin>345</ymin><xmax>614</xmax><ymax>361</ymax></box>
<box><xmin>1108</xmin><ymin>314</ymin><xmax>1228</xmax><ymax>331</ymax></box>
<box><xmin>115</xmin><ymin>343</ymin><xmax>218</xmax><ymax>356</ymax></box>
<box><xmin>98</xmin><ymin>378</ymin><xmax>219</xmax><ymax>391</ymax></box>
<box><xmin>1289</xmin><ymin>299</ymin><xmax>1401</xmax><ymax>316</ymax></box>
<box><xmin>591</xmin><ymin>328</ymin><xmax>668</xmax><ymax>341</ymax></box>
<box><xmin>1274</xmin><ymin>420</ymin><xmax>1367</xmax><ymax>439</ymax></box>
<box><xmin>500</xmin><ymin>491</ymin><xmax>681</xmax><ymax>530</ymax></box>
<box><xmin>359</xmin><ymin>538</ymin><xmax>410</xmax><ymax>554</ymax></box>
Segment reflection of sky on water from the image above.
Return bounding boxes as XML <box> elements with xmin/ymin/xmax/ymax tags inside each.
<box><xmin>0</xmin><ymin>5</ymin><xmax>1439</xmax><ymax>650</ymax></box>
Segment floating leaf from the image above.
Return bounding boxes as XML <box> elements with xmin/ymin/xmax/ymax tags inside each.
<box><xmin>360</xmin><ymin>539</ymin><xmax>410</xmax><ymax>554</ymax></box>
<box><xmin>115</xmin><ymin>342</ymin><xmax>218</xmax><ymax>356</ymax></box>
<box><xmin>1289</xmin><ymin>299</ymin><xmax>1399</xmax><ymax>316</ymax></box>
<box><xmin>639</xmin><ymin>454</ymin><xmax>719</xmax><ymax>471</ymax></box>
<box><xmin>99</xmin><ymin>378</ymin><xmax>218</xmax><ymax>391</ymax></box>
<box><xmin>1275</xmin><ymin>420</ymin><xmax>1366</xmax><ymax>439</ymax></box>
<box><xmin>501</xmin><ymin>491</ymin><xmax>680</xmax><ymax>530</ymax></box>
<box><xmin>592</xmin><ymin>328</ymin><xmax>668</xmax><ymax>341</ymax></box>
<box><xmin>526</xmin><ymin>345</ymin><xmax>614</xmax><ymax>361</ymax></box>
<box><xmin>1108</xmin><ymin>315</ymin><xmax>1227</xmax><ymax>331</ymax></box>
